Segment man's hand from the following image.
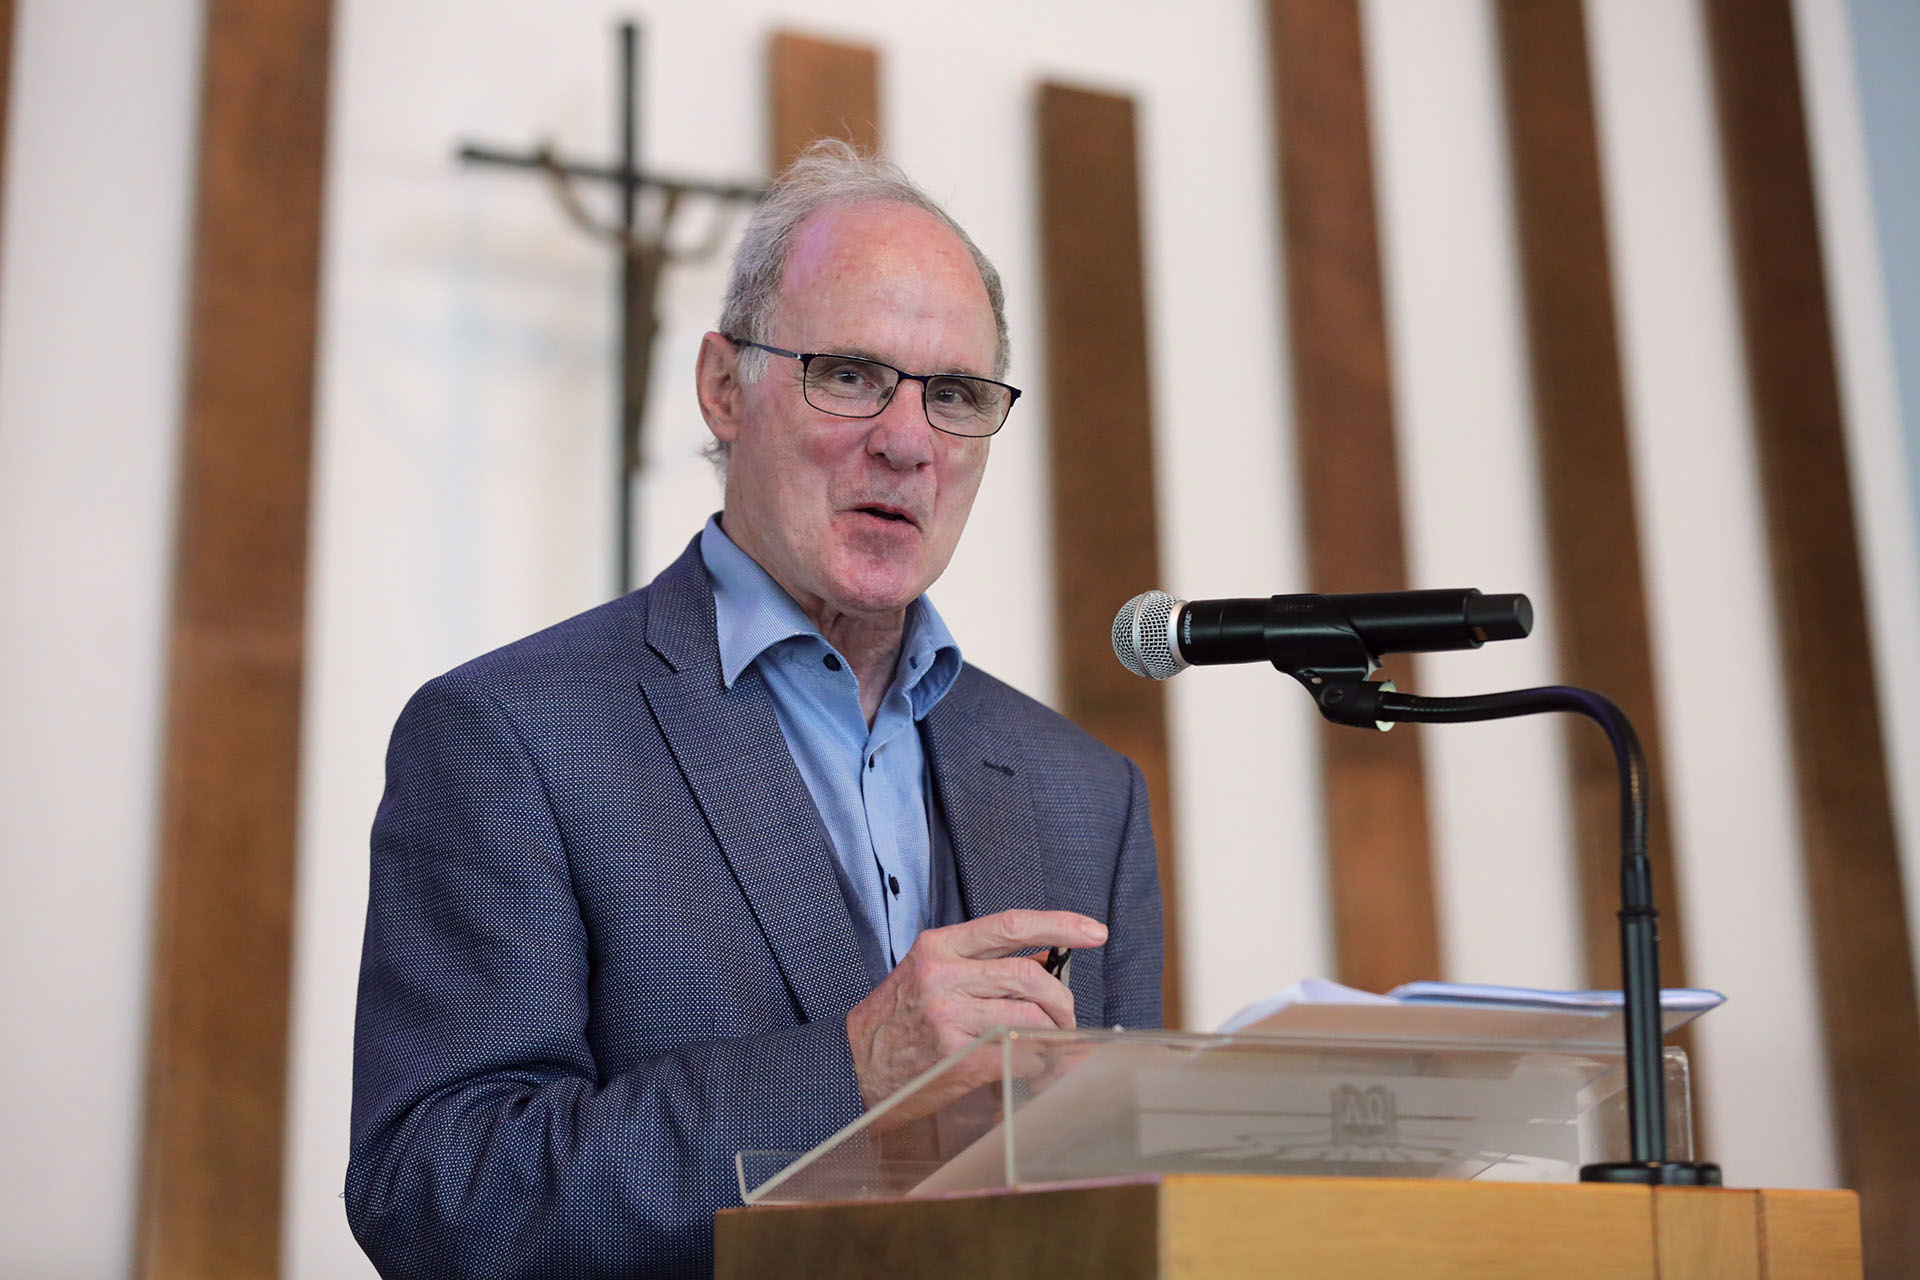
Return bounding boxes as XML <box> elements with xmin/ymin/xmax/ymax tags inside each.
<box><xmin>845</xmin><ymin>909</ymin><xmax>1108</xmax><ymax>1110</ymax></box>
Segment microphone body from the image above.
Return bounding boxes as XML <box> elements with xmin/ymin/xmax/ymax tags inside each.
<box><xmin>1113</xmin><ymin>589</ymin><xmax>1532</xmax><ymax>681</ymax></box>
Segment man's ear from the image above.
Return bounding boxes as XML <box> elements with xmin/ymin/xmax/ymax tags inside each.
<box><xmin>695</xmin><ymin>331</ymin><xmax>745</xmax><ymax>444</ymax></box>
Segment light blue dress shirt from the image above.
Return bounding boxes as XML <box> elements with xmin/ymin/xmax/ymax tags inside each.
<box><xmin>700</xmin><ymin>516</ymin><xmax>963</xmax><ymax>968</ymax></box>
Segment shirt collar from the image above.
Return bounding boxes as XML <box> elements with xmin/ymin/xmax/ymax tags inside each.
<box><xmin>699</xmin><ymin>515</ymin><xmax>964</xmax><ymax>717</ymax></box>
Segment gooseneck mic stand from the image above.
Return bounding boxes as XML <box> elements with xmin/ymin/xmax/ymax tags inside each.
<box><xmin>1291</xmin><ymin>612</ymin><xmax>1721</xmax><ymax>1185</ymax></box>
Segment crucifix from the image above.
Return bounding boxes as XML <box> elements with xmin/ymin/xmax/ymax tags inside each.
<box><xmin>458</xmin><ymin>20</ymin><xmax>764</xmax><ymax>594</ymax></box>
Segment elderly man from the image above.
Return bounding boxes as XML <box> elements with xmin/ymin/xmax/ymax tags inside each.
<box><xmin>346</xmin><ymin>143</ymin><xmax>1163</xmax><ymax>1279</ymax></box>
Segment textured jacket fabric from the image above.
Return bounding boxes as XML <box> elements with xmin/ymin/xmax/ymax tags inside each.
<box><xmin>344</xmin><ymin>537</ymin><xmax>1163</xmax><ymax>1278</ymax></box>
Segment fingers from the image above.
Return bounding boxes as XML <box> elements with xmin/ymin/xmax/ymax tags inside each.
<box><xmin>848</xmin><ymin>909</ymin><xmax>1104</xmax><ymax>1110</ymax></box>
<box><xmin>938</xmin><ymin>909</ymin><xmax>1108</xmax><ymax>960</ymax></box>
<box><xmin>954</xmin><ymin>956</ymin><xmax>1076</xmax><ymax>1027</ymax></box>
<box><xmin>933</xmin><ymin>988</ymin><xmax>1063</xmax><ymax>1044</ymax></box>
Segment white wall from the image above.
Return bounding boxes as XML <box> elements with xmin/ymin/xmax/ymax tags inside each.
<box><xmin>0</xmin><ymin>0</ymin><xmax>203</xmax><ymax>1273</ymax></box>
<box><xmin>288</xmin><ymin>6</ymin><xmax>1320</xmax><ymax>1276</ymax></box>
<box><xmin>1797</xmin><ymin>0</ymin><xmax>1920</xmax><ymax>1015</ymax></box>
<box><xmin>1845</xmin><ymin>0</ymin><xmax>1920</xmax><ymax>597</ymax></box>
<box><xmin>1586</xmin><ymin>0</ymin><xmax>1839</xmax><ymax>1191</ymax></box>
<box><xmin>283</xmin><ymin>0</ymin><xmax>1920</xmax><ymax>1271</ymax></box>
<box><xmin>2</xmin><ymin>0</ymin><xmax>1912</xmax><ymax>1274</ymax></box>
<box><xmin>1365</xmin><ymin>0</ymin><xmax>1582</xmax><ymax>993</ymax></box>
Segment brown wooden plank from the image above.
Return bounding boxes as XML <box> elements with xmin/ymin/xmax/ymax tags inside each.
<box><xmin>1652</xmin><ymin>1187</ymin><xmax>1761</xmax><ymax>1279</ymax></box>
<box><xmin>718</xmin><ymin>1181</ymin><xmax>1161</xmax><ymax>1279</ymax></box>
<box><xmin>135</xmin><ymin>1</ymin><xmax>332</xmax><ymax>1275</ymax></box>
<box><xmin>1756</xmin><ymin>1188</ymin><xmax>1865</xmax><ymax>1280</ymax></box>
<box><xmin>724</xmin><ymin>1178</ymin><xmax>1859</xmax><ymax>1278</ymax></box>
<box><xmin>1036</xmin><ymin>83</ymin><xmax>1182</xmax><ymax>1027</ymax></box>
<box><xmin>767</xmin><ymin>31</ymin><xmax>879</xmax><ymax>174</ymax></box>
<box><xmin>1164</xmin><ymin>1176</ymin><xmax>1657</xmax><ymax>1278</ymax></box>
<box><xmin>731</xmin><ymin>1177</ymin><xmax>1665</xmax><ymax>1279</ymax></box>
<box><xmin>1702</xmin><ymin>1</ymin><xmax>1920</xmax><ymax>1274</ymax></box>
<box><xmin>1491</xmin><ymin>1</ymin><xmax>1691</xmax><ymax>996</ymax></box>
<box><xmin>1266</xmin><ymin>0</ymin><xmax>1440</xmax><ymax>992</ymax></box>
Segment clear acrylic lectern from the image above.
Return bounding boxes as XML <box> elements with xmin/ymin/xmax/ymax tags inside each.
<box><xmin>738</xmin><ymin>1014</ymin><xmax>1693</xmax><ymax>1205</ymax></box>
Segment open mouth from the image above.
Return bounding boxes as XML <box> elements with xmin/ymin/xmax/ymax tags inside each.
<box><xmin>854</xmin><ymin>505</ymin><xmax>914</xmax><ymax>526</ymax></box>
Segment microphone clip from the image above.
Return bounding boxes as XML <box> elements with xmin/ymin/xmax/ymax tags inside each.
<box><xmin>1262</xmin><ymin>594</ymin><xmax>1394</xmax><ymax>732</ymax></box>
<box><xmin>1309</xmin><ymin>676</ymin><xmax>1398</xmax><ymax>732</ymax></box>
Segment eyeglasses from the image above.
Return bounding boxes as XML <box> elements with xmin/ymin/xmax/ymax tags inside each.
<box><xmin>728</xmin><ymin>337</ymin><xmax>1020</xmax><ymax>438</ymax></box>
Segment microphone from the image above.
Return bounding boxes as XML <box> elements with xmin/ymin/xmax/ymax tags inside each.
<box><xmin>1112</xmin><ymin>588</ymin><xmax>1532</xmax><ymax>680</ymax></box>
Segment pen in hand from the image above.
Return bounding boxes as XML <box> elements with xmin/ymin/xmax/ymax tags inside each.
<box><xmin>1043</xmin><ymin>946</ymin><xmax>1072</xmax><ymax>986</ymax></box>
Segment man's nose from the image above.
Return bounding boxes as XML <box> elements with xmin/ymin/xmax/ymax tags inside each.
<box><xmin>866</xmin><ymin>379</ymin><xmax>937</xmax><ymax>468</ymax></box>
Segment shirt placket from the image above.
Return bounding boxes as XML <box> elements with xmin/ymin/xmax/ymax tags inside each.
<box><xmin>862</xmin><ymin>689</ymin><xmax>924</xmax><ymax>965</ymax></box>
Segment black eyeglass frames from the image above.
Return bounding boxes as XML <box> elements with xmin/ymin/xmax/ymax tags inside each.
<box><xmin>727</xmin><ymin>337</ymin><xmax>1019</xmax><ymax>438</ymax></box>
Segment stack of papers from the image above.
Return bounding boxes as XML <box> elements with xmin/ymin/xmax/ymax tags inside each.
<box><xmin>1216</xmin><ymin>978</ymin><xmax>1725</xmax><ymax>1042</ymax></box>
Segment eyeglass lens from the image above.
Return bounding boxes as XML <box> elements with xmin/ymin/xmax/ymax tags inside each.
<box><xmin>802</xmin><ymin>355</ymin><xmax>1010</xmax><ymax>436</ymax></box>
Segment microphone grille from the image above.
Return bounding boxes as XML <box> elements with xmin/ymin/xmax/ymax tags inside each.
<box><xmin>1112</xmin><ymin>590</ymin><xmax>1186</xmax><ymax>680</ymax></box>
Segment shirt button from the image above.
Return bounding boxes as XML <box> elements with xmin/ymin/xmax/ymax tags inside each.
<box><xmin>868</xmin><ymin>754</ymin><xmax>877</xmax><ymax>770</ymax></box>
<box><xmin>888</xmin><ymin>875</ymin><xmax>901</xmax><ymax>896</ymax></box>
<box><xmin>823</xmin><ymin>654</ymin><xmax>842</xmax><ymax>672</ymax></box>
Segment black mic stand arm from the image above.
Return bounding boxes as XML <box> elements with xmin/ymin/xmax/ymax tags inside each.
<box><xmin>1292</xmin><ymin>650</ymin><xmax>1720</xmax><ymax>1184</ymax></box>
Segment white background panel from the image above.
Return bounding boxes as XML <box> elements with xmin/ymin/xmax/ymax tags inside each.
<box><xmin>0</xmin><ymin>0</ymin><xmax>203</xmax><ymax>1272</ymax></box>
<box><xmin>287</xmin><ymin>3</ymin><xmax>1317</xmax><ymax>1275</ymax></box>
<box><xmin>3</xmin><ymin>0</ymin><xmax>1913</xmax><ymax>1272</ymax></box>
<box><xmin>1586</xmin><ymin>0</ymin><xmax>1838</xmax><ymax>1189</ymax></box>
<box><xmin>1794</xmin><ymin>0</ymin><xmax>1920</xmax><ymax>998</ymax></box>
<box><xmin>1365</xmin><ymin>0</ymin><xmax>1582</xmax><ymax>991</ymax></box>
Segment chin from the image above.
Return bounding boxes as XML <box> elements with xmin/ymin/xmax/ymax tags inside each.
<box><xmin>832</xmin><ymin>582</ymin><xmax>924</xmax><ymax>617</ymax></box>
<box><xmin>826</xmin><ymin>561</ymin><xmax>932</xmax><ymax>617</ymax></box>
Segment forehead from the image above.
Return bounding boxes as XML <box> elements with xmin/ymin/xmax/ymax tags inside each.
<box><xmin>774</xmin><ymin>201</ymin><xmax>997</xmax><ymax>370</ymax></box>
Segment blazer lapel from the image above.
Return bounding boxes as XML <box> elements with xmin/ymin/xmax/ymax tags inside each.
<box><xmin>634</xmin><ymin>544</ymin><xmax>872</xmax><ymax>1023</ymax></box>
<box><xmin>922</xmin><ymin>683</ymin><xmax>1049</xmax><ymax>920</ymax></box>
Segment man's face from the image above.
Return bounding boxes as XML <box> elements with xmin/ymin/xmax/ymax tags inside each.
<box><xmin>707</xmin><ymin>202</ymin><xmax>998</xmax><ymax>628</ymax></box>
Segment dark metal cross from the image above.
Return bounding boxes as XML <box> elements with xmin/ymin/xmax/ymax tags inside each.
<box><xmin>458</xmin><ymin>21</ymin><xmax>763</xmax><ymax>594</ymax></box>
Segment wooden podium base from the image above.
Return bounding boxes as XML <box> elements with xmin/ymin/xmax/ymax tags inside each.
<box><xmin>716</xmin><ymin>1175</ymin><xmax>1860</xmax><ymax>1278</ymax></box>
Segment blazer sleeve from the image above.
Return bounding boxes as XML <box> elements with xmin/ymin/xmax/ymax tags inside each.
<box><xmin>344</xmin><ymin>674</ymin><xmax>864</xmax><ymax>1280</ymax></box>
<box><xmin>1101</xmin><ymin>757</ymin><xmax>1166</xmax><ymax>1030</ymax></box>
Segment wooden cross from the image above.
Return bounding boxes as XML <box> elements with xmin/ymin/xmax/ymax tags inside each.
<box><xmin>457</xmin><ymin>20</ymin><xmax>763</xmax><ymax>592</ymax></box>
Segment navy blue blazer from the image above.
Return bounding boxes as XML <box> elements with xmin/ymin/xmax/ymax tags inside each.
<box><xmin>346</xmin><ymin>537</ymin><xmax>1163</xmax><ymax>1278</ymax></box>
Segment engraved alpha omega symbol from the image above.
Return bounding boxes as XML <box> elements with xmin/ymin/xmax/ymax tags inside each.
<box><xmin>1330</xmin><ymin>1084</ymin><xmax>1399</xmax><ymax>1145</ymax></box>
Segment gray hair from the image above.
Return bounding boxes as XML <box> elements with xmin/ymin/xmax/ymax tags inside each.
<box><xmin>721</xmin><ymin>139</ymin><xmax>1010</xmax><ymax>377</ymax></box>
<box><xmin>704</xmin><ymin>142</ymin><xmax>1011</xmax><ymax>471</ymax></box>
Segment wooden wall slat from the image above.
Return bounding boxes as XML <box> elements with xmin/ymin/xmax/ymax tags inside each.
<box><xmin>1036</xmin><ymin>82</ymin><xmax>1182</xmax><ymax>1027</ymax></box>
<box><xmin>136</xmin><ymin>1</ymin><xmax>332</xmax><ymax>1275</ymax></box>
<box><xmin>768</xmin><ymin>31</ymin><xmax>879</xmax><ymax>173</ymax></box>
<box><xmin>1491</xmin><ymin>1</ymin><xmax>1690</xmax><ymax>994</ymax></box>
<box><xmin>1702</xmin><ymin>0</ymin><xmax>1920</xmax><ymax>1272</ymax></box>
<box><xmin>1266</xmin><ymin>0</ymin><xmax>1440</xmax><ymax>993</ymax></box>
